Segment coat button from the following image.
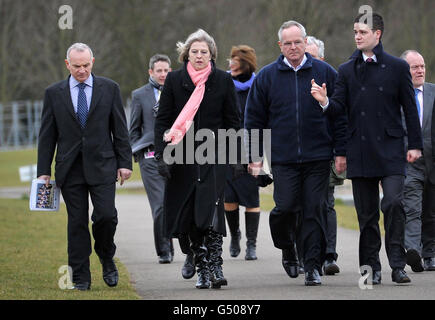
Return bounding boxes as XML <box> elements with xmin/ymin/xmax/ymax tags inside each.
<box><xmin>361</xmin><ymin>136</ymin><xmax>366</xmax><ymax>141</ymax></box>
<box><xmin>379</xmin><ymin>86</ymin><xmax>383</xmax><ymax>91</ymax></box>
<box><xmin>361</xmin><ymin>111</ymin><xmax>366</xmax><ymax>116</ymax></box>
<box><xmin>361</xmin><ymin>87</ymin><xmax>366</xmax><ymax>91</ymax></box>
<box><xmin>377</xmin><ymin>136</ymin><xmax>381</xmax><ymax>141</ymax></box>
<box><xmin>381</xmin><ymin>64</ymin><xmax>386</xmax><ymax>68</ymax></box>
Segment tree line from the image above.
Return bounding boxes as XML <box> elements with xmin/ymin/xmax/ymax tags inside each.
<box><xmin>1</xmin><ymin>0</ymin><xmax>434</xmax><ymax>104</ymax></box>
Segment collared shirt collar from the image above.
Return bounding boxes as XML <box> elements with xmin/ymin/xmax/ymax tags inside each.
<box><xmin>69</xmin><ymin>74</ymin><xmax>94</xmax><ymax>88</ymax></box>
<box><xmin>283</xmin><ymin>54</ymin><xmax>308</xmax><ymax>71</ymax></box>
<box><xmin>362</xmin><ymin>52</ymin><xmax>377</xmax><ymax>62</ymax></box>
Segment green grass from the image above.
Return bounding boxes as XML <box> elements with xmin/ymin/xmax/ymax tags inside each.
<box><xmin>0</xmin><ymin>198</ymin><xmax>140</xmax><ymax>300</ymax></box>
<box><xmin>0</xmin><ymin>148</ymin><xmax>142</xmax><ymax>188</ymax></box>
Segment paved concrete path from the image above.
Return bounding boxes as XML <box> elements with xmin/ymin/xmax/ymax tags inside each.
<box><xmin>114</xmin><ymin>194</ymin><xmax>435</xmax><ymax>300</ymax></box>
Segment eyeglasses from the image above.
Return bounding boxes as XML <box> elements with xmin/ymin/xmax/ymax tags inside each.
<box><xmin>281</xmin><ymin>40</ymin><xmax>304</xmax><ymax>47</ymax></box>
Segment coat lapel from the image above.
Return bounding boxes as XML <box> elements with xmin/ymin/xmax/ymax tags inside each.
<box><xmin>422</xmin><ymin>83</ymin><xmax>434</xmax><ymax>131</ymax></box>
<box><xmin>87</xmin><ymin>74</ymin><xmax>103</xmax><ymax>120</ymax></box>
<box><xmin>58</xmin><ymin>77</ymin><xmax>79</xmax><ymax>123</ymax></box>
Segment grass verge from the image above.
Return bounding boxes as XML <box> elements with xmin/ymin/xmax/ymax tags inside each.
<box><xmin>0</xmin><ymin>198</ymin><xmax>140</xmax><ymax>300</ymax></box>
<box><xmin>0</xmin><ymin>148</ymin><xmax>142</xmax><ymax>188</ymax></box>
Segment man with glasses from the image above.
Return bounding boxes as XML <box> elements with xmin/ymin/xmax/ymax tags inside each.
<box><xmin>245</xmin><ymin>20</ymin><xmax>347</xmax><ymax>286</ymax></box>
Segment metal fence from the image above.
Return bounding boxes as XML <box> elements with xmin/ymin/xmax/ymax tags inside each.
<box><xmin>0</xmin><ymin>99</ymin><xmax>132</xmax><ymax>151</ymax></box>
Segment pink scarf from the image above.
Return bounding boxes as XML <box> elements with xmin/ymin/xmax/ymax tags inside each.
<box><xmin>164</xmin><ymin>61</ymin><xmax>212</xmax><ymax>145</ymax></box>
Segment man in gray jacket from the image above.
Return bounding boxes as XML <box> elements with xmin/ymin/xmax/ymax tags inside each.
<box><xmin>401</xmin><ymin>50</ymin><xmax>435</xmax><ymax>272</ymax></box>
<box><xmin>130</xmin><ymin>54</ymin><xmax>173</xmax><ymax>264</ymax></box>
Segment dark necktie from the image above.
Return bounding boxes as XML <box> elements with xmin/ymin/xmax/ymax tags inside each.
<box><xmin>414</xmin><ymin>88</ymin><xmax>421</xmax><ymax>122</ymax></box>
<box><xmin>152</xmin><ymin>89</ymin><xmax>162</xmax><ymax>117</ymax></box>
<box><xmin>77</xmin><ymin>83</ymin><xmax>88</xmax><ymax>128</ymax></box>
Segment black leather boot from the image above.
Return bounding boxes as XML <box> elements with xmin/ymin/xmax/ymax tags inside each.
<box><xmin>191</xmin><ymin>241</ymin><xmax>210</xmax><ymax>289</ymax></box>
<box><xmin>245</xmin><ymin>211</ymin><xmax>260</xmax><ymax>260</ymax></box>
<box><xmin>206</xmin><ymin>229</ymin><xmax>228</xmax><ymax>289</ymax></box>
<box><xmin>225</xmin><ymin>209</ymin><xmax>241</xmax><ymax>257</ymax></box>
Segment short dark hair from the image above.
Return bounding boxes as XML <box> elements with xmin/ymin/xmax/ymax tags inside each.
<box><xmin>354</xmin><ymin>12</ymin><xmax>384</xmax><ymax>39</ymax></box>
<box><xmin>149</xmin><ymin>54</ymin><xmax>171</xmax><ymax>70</ymax></box>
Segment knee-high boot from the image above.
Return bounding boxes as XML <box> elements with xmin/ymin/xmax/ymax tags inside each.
<box><xmin>190</xmin><ymin>240</ymin><xmax>210</xmax><ymax>289</ymax></box>
<box><xmin>206</xmin><ymin>228</ymin><xmax>228</xmax><ymax>289</ymax></box>
<box><xmin>225</xmin><ymin>209</ymin><xmax>241</xmax><ymax>257</ymax></box>
<box><xmin>245</xmin><ymin>211</ymin><xmax>260</xmax><ymax>260</ymax></box>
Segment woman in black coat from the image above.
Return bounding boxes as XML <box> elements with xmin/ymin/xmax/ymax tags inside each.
<box><xmin>154</xmin><ymin>29</ymin><xmax>240</xmax><ymax>289</ymax></box>
<box><xmin>224</xmin><ymin>45</ymin><xmax>262</xmax><ymax>261</ymax></box>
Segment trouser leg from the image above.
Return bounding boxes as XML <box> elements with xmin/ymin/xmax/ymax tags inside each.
<box><xmin>352</xmin><ymin>178</ymin><xmax>382</xmax><ymax>271</ymax></box>
<box><xmin>325</xmin><ymin>185</ymin><xmax>338</xmax><ymax>260</ymax></box>
<box><xmin>381</xmin><ymin>175</ymin><xmax>407</xmax><ymax>270</ymax></box>
<box><xmin>422</xmin><ymin>182</ymin><xmax>435</xmax><ymax>258</ymax></box>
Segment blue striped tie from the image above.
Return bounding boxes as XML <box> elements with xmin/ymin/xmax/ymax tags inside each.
<box><xmin>77</xmin><ymin>83</ymin><xmax>88</xmax><ymax>128</ymax></box>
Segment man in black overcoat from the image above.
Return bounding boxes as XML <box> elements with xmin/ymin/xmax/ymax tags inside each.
<box><xmin>311</xmin><ymin>13</ymin><xmax>422</xmax><ymax>284</ymax></box>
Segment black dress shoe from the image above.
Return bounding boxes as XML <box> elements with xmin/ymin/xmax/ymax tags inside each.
<box><xmin>72</xmin><ymin>282</ymin><xmax>91</xmax><ymax>291</ymax></box>
<box><xmin>406</xmin><ymin>249</ymin><xmax>424</xmax><ymax>272</ymax></box>
<box><xmin>392</xmin><ymin>269</ymin><xmax>411</xmax><ymax>284</ymax></box>
<box><xmin>424</xmin><ymin>257</ymin><xmax>435</xmax><ymax>271</ymax></box>
<box><xmin>159</xmin><ymin>252</ymin><xmax>172</xmax><ymax>264</ymax></box>
<box><xmin>100</xmin><ymin>259</ymin><xmax>119</xmax><ymax>287</ymax></box>
<box><xmin>304</xmin><ymin>269</ymin><xmax>321</xmax><ymax>286</ymax></box>
<box><xmin>182</xmin><ymin>253</ymin><xmax>196</xmax><ymax>279</ymax></box>
<box><xmin>323</xmin><ymin>259</ymin><xmax>340</xmax><ymax>275</ymax></box>
<box><xmin>282</xmin><ymin>248</ymin><xmax>299</xmax><ymax>278</ymax></box>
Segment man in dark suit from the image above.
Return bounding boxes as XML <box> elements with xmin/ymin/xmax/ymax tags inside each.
<box><xmin>37</xmin><ymin>43</ymin><xmax>132</xmax><ymax>290</ymax></box>
<box><xmin>311</xmin><ymin>13</ymin><xmax>423</xmax><ymax>284</ymax></box>
<box><xmin>400</xmin><ymin>50</ymin><xmax>435</xmax><ymax>272</ymax></box>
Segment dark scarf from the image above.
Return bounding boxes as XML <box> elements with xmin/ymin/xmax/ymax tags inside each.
<box><xmin>149</xmin><ymin>76</ymin><xmax>163</xmax><ymax>91</ymax></box>
<box><xmin>150</xmin><ymin>77</ymin><xmax>163</xmax><ymax>117</ymax></box>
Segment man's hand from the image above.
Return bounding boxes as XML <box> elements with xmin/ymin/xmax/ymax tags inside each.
<box><xmin>117</xmin><ymin>168</ymin><xmax>132</xmax><ymax>186</ymax></box>
<box><xmin>407</xmin><ymin>149</ymin><xmax>422</xmax><ymax>163</ymax></box>
<box><xmin>248</xmin><ymin>161</ymin><xmax>263</xmax><ymax>178</ymax></box>
<box><xmin>311</xmin><ymin>79</ymin><xmax>328</xmax><ymax>106</ymax></box>
<box><xmin>335</xmin><ymin>156</ymin><xmax>347</xmax><ymax>175</ymax></box>
<box><xmin>38</xmin><ymin>175</ymin><xmax>51</xmax><ymax>187</ymax></box>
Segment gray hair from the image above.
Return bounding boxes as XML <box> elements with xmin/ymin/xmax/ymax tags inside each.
<box><xmin>176</xmin><ymin>29</ymin><xmax>217</xmax><ymax>63</ymax></box>
<box><xmin>278</xmin><ymin>20</ymin><xmax>307</xmax><ymax>41</ymax></box>
<box><xmin>66</xmin><ymin>43</ymin><xmax>94</xmax><ymax>62</ymax></box>
<box><xmin>400</xmin><ymin>49</ymin><xmax>420</xmax><ymax>60</ymax></box>
<box><xmin>307</xmin><ymin>36</ymin><xmax>325</xmax><ymax>59</ymax></box>
<box><xmin>149</xmin><ymin>54</ymin><xmax>171</xmax><ymax>70</ymax></box>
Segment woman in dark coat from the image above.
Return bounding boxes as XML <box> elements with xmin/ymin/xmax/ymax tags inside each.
<box><xmin>224</xmin><ymin>45</ymin><xmax>262</xmax><ymax>261</ymax></box>
<box><xmin>154</xmin><ymin>29</ymin><xmax>240</xmax><ymax>289</ymax></box>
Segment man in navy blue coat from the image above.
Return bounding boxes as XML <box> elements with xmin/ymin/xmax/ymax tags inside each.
<box><xmin>245</xmin><ymin>20</ymin><xmax>347</xmax><ymax>286</ymax></box>
<box><xmin>312</xmin><ymin>12</ymin><xmax>423</xmax><ymax>284</ymax></box>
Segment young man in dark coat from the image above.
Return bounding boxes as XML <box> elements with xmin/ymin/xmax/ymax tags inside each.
<box><xmin>311</xmin><ymin>13</ymin><xmax>423</xmax><ymax>284</ymax></box>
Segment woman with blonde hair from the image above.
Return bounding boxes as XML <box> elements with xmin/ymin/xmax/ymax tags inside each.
<box><xmin>154</xmin><ymin>29</ymin><xmax>240</xmax><ymax>289</ymax></box>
